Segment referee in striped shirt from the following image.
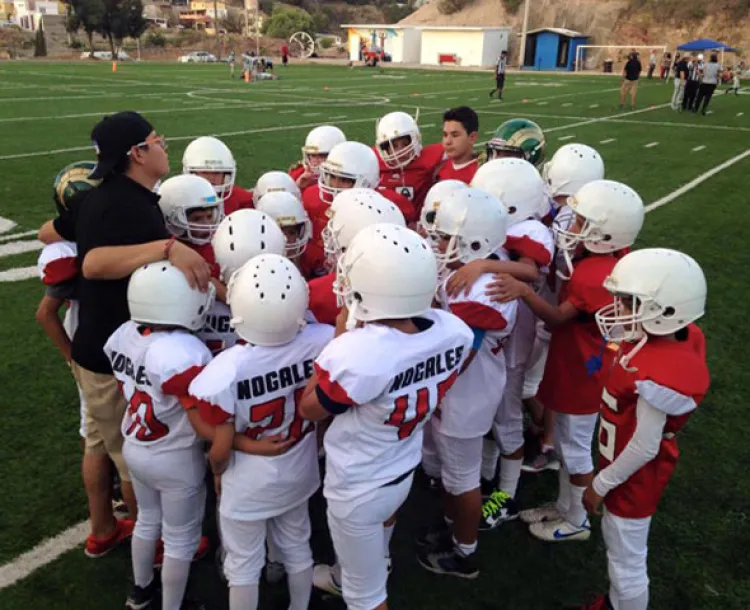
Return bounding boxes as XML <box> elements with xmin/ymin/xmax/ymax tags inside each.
<box><xmin>490</xmin><ymin>50</ymin><xmax>508</xmax><ymax>101</ymax></box>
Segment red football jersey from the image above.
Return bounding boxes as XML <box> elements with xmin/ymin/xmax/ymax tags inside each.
<box><xmin>600</xmin><ymin>325</ymin><xmax>710</xmax><ymax>518</ymax></box>
<box><xmin>376</xmin><ymin>142</ymin><xmax>444</xmax><ymax>216</ymax></box>
<box><xmin>537</xmin><ymin>254</ymin><xmax>618</xmax><ymax>415</ymax></box>
<box><xmin>301</xmin><ymin>184</ymin><xmax>329</xmax><ymax>260</ymax></box>
<box><xmin>377</xmin><ymin>187</ymin><xmax>416</xmax><ymax>225</ymax></box>
<box><xmin>436</xmin><ymin>157</ymin><xmax>479</xmax><ymax>184</ymax></box>
<box><xmin>223</xmin><ymin>185</ymin><xmax>254</xmax><ymax>216</ymax></box>
<box><xmin>190</xmin><ymin>242</ymin><xmax>221</xmax><ymax>280</ymax></box>
<box><xmin>308</xmin><ymin>272</ymin><xmax>337</xmax><ymax>326</ymax></box>
<box><xmin>289</xmin><ymin>164</ymin><xmax>305</xmax><ymax>182</ymax></box>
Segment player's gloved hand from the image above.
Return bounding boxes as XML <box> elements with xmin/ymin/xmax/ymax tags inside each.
<box><xmin>169</xmin><ymin>240</ymin><xmax>212</xmax><ymax>291</ymax></box>
<box><xmin>486</xmin><ymin>273</ymin><xmax>532</xmax><ymax>303</ymax></box>
<box><xmin>446</xmin><ymin>259</ymin><xmax>488</xmax><ymax>297</ymax></box>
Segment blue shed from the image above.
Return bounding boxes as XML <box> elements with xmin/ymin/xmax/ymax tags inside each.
<box><xmin>522</xmin><ymin>27</ymin><xmax>588</xmax><ymax>71</ymax></box>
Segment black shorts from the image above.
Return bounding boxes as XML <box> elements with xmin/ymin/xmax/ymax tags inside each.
<box><xmin>282</xmin><ymin>55</ymin><xmax>288</xmax><ymax>65</ymax></box>
<box><xmin>496</xmin><ymin>73</ymin><xmax>505</xmax><ymax>88</ymax></box>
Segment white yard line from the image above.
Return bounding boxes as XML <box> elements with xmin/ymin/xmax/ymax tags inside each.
<box><xmin>0</xmin><ymin>217</ymin><xmax>17</xmax><ymax>233</ymax></box>
<box><xmin>558</xmin><ymin>135</ymin><xmax>575</xmax><ymax>141</ymax></box>
<box><xmin>0</xmin><ymin>103</ymin><xmax>241</xmax><ymax>124</ymax></box>
<box><xmin>692</xmin><ymin>145</ymin><xmax>706</xmax><ymax>152</ymax></box>
<box><xmin>0</xmin><ymin>239</ymin><xmax>43</xmax><ymax>256</ymax></box>
<box><xmin>644</xmin><ymin>142</ymin><xmax>660</xmax><ymax>148</ymax></box>
<box><xmin>0</xmin><ymin>266</ymin><xmax>38</xmax><ymax>283</ymax></box>
<box><xmin>0</xmin><ymin>229</ymin><xmax>36</xmax><ymax>242</ymax></box>
<box><xmin>600</xmin><ymin>138</ymin><xmax>617</xmax><ymax>144</ymax></box>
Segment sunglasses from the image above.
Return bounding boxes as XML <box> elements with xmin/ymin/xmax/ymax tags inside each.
<box><xmin>128</xmin><ymin>134</ymin><xmax>168</xmax><ymax>155</ymax></box>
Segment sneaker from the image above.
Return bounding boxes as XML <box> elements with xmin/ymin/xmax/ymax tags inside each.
<box><xmin>264</xmin><ymin>560</ymin><xmax>286</xmax><ymax>584</ymax></box>
<box><xmin>312</xmin><ymin>563</ymin><xmax>342</xmax><ymax>597</ymax></box>
<box><xmin>85</xmin><ymin>518</ymin><xmax>134</xmax><ymax>558</ymax></box>
<box><xmin>417</xmin><ymin>542</ymin><xmax>479</xmax><ymax>580</ymax></box>
<box><xmin>521</xmin><ymin>449</ymin><xmax>561</xmax><ymax>473</ymax></box>
<box><xmin>563</xmin><ymin>594</ymin><xmax>614</xmax><ymax>610</ymax></box>
<box><xmin>480</xmin><ymin>476</ymin><xmax>496</xmax><ymax>500</ymax></box>
<box><xmin>519</xmin><ymin>502</ymin><xmax>562</xmax><ymax>524</ymax></box>
<box><xmin>415</xmin><ymin>523</ymin><xmax>452</xmax><ymax>551</ymax></box>
<box><xmin>479</xmin><ymin>490</ymin><xmax>519</xmax><ymax>531</ymax></box>
<box><xmin>529</xmin><ymin>517</ymin><xmax>591</xmax><ymax>542</ymax></box>
<box><xmin>125</xmin><ymin>578</ymin><xmax>159</xmax><ymax>610</ymax></box>
<box><xmin>153</xmin><ymin>536</ymin><xmax>210</xmax><ymax>568</ymax></box>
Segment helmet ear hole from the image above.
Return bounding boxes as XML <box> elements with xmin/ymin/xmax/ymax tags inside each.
<box><xmin>353</xmin><ymin>291</ymin><xmax>363</xmax><ymax>302</ymax></box>
<box><xmin>508</xmin><ymin>206</ymin><xmax>517</xmax><ymax>214</ymax></box>
<box><xmin>470</xmin><ymin>240</ymin><xmax>482</xmax><ymax>252</ymax></box>
<box><xmin>663</xmin><ymin>306</ymin><xmax>676</xmax><ymax>317</ymax></box>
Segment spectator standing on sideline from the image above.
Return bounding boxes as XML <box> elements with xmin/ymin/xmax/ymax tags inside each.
<box><xmin>228</xmin><ymin>49</ymin><xmax>235</xmax><ymax>79</ymax></box>
<box><xmin>39</xmin><ymin>112</ymin><xmax>211</xmax><ymax>557</ymax></box>
<box><xmin>620</xmin><ymin>52</ymin><xmax>642</xmax><ymax>110</ymax></box>
<box><xmin>725</xmin><ymin>67</ymin><xmax>741</xmax><ymax>95</ymax></box>
<box><xmin>660</xmin><ymin>52</ymin><xmax>672</xmax><ymax>79</ymax></box>
<box><xmin>671</xmin><ymin>54</ymin><xmax>689</xmax><ymax>110</ymax></box>
<box><xmin>683</xmin><ymin>55</ymin><xmax>702</xmax><ymax>112</ymax></box>
<box><xmin>647</xmin><ymin>50</ymin><xmax>657</xmax><ymax>79</ymax></box>
<box><xmin>695</xmin><ymin>53</ymin><xmax>721</xmax><ymax>115</ymax></box>
<box><xmin>281</xmin><ymin>43</ymin><xmax>289</xmax><ymax>66</ymax></box>
<box><xmin>489</xmin><ymin>50</ymin><xmax>508</xmax><ymax>101</ymax></box>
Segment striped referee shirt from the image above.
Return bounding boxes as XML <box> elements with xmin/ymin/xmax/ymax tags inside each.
<box><xmin>688</xmin><ymin>62</ymin><xmax>702</xmax><ymax>81</ymax></box>
<box><xmin>496</xmin><ymin>57</ymin><xmax>507</xmax><ymax>75</ymax></box>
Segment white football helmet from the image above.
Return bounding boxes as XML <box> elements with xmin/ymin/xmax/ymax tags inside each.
<box><xmin>302</xmin><ymin>125</ymin><xmax>346</xmax><ymax>175</ymax></box>
<box><xmin>227</xmin><ymin>253</ymin><xmax>309</xmax><ymax>346</ymax></box>
<box><xmin>322</xmin><ymin>188</ymin><xmax>406</xmax><ymax>267</ymax></box>
<box><xmin>471</xmin><ymin>158</ymin><xmax>548</xmax><ymax>226</ymax></box>
<box><xmin>158</xmin><ymin>174</ymin><xmax>223</xmax><ymax>245</ymax></box>
<box><xmin>334</xmin><ymin>223</ymin><xmax>438</xmax><ymax>330</ymax></box>
<box><xmin>543</xmin><ymin>143</ymin><xmax>605</xmax><ymax>198</ymax></box>
<box><xmin>128</xmin><ymin>261</ymin><xmax>215</xmax><ymax>332</ymax></box>
<box><xmin>554</xmin><ymin>179</ymin><xmax>645</xmax><ymax>279</ymax></box>
<box><xmin>256</xmin><ymin>191</ymin><xmax>312</xmax><ymax>258</ymax></box>
<box><xmin>182</xmin><ymin>136</ymin><xmax>236</xmax><ymax>202</ymax></box>
<box><xmin>318</xmin><ymin>141</ymin><xmax>380</xmax><ymax>203</ymax></box>
<box><xmin>429</xmin><ymin>187</ymin><xmax>508</xmax><ymax>274</ymax></box>
<box><xmin>253</xmin><ymin>171</ymin><xmax>302</xmax><ymax>202</ymax></box>
<box><xmin>376</xmin><ymin>111</ymin><xmax>423</xmax><ymax>169</ymax></box>
<box><xmin>212</xmin><ymin>209</ymin><xmax>287</xmax><ymax>282</ymax></box>
<box><xmin>419</xmin><ymin>179</ymin><xmax>467</xmax><ymax>235</ymax></box>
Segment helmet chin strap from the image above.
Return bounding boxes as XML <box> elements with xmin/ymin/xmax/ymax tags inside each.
<box><xmin>556</xmin><ymin>249</ymin><xmax>574</xmax><ymax>281</ymax></box>
<box><xmin>619</xmin><ymin>331</ymin><xmax>648</xmax><ymax>372</ymax></box>
<box><xmin>345</xmin><ymin>299</ymin><xmax>360</xmax><ymax>331</ymax></box>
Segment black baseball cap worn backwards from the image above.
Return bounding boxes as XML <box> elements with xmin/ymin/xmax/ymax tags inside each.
<box><xmin>89</xmin><ymin>111</ymin><xmax>154</xmax><ymax>180</ymax></box>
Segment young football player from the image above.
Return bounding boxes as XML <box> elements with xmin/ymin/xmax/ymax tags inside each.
<box><xmin>569</xmin><ymin>249</ymin><xmax>710</xmax><ymax>610</ymax></box>
<box><xmin>189</xmin><ymin>254</ymin><xmax>333</xmax><ymax>610</ymax></box>
<box><xmin>289</xmin><ymin>125</ymin><xmax>346</xmax><ymax>190</ymax></box>
<box><xmin>254</xmin><ymin>170</ymin><xmax>302</xmax><ymax>203</ymax></box>
<box><xmin>107</xmin><ymin>262</ymin><xmax>215</xmax><ymax>610</ymax></box>
<box><xmin>419</xmin><ymin>187</ymin><xmax>517</xmax><ymax>578</ymax></box>
<box><xmin>437</xmin><ymin>107</ymin><xmax>479</xmax><ymax>183</ymax></box>
<box><xmin>182</xmin><ymin>136</ymin><xmax>254</xmax><ymax>215</ymax></box>
<box><xmin>300</xmin><ymin>223</ymin><xmax>473</xmax><ymax>610</ymax></box>
<box><xmin>485</xmin><ymin>118</ymin><xmax>546</xmax><ymax>168</ymax></box>
<box><xmin>375</xmin><ymin>111</ymin><xmax>445</xmax><ymax>214</ymax></box>
<box><xmin>417</xmin><ymin>179</ymin><xmax>467</xmax><ymax>237</ymax></box>
<box><xmin>308</xmin><ymin>188</ymin><xmax>406</xmax><ymax>326</ymax></box>
<box><xmin>444</xmin><ymin>158</ymin><xmax>554</xmax><ymax>526</ymax></box>
<box><xmin>487</xmin><ymin>180</ymin><xmax>645</xmax><ymax>543</ymax></box>
<box><xmin>542</xmin><ymin>143</ymin><xmax>605</xmax><ymax>223</ymax></box>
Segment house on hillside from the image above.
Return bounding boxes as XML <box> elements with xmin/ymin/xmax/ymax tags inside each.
<box><xmin>10</xmin><ymin>0</ymin><xmax>64</xmax><ymax>31</ymax></box>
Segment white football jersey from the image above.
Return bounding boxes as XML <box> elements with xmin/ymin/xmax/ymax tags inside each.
<box><xmin>105</xmin><ymin>322</ymin><xmax>212</xmax><ymax>453</ymax></box>
<box><xmin>188</xmin><ymin>323</ymin><xmax>334</xmax><ymax>521</ymax></box>
<box><xmin>437</xmin><ymin>271</ymin><xmax>518</xmax><ymax>438</ymax></box>
<box><xmin>37</xmin><ymin>241</ymin><xmax>81</xmax><ymax>338</ymax></box>
<box><xmin>316</xmin><ymin>309</ymin><xmax>473</xmax><ymax>504</ymax></box>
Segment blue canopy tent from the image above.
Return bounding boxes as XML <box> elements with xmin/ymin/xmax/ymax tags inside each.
<box><xmin>677</xmin><ymin>38</ymin><xmax>735</xmax><ymax>52</ymax></box>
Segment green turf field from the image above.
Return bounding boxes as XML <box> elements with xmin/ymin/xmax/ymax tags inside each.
<box><xmin>0</xmin><ymin>61</ymin><xmax>748</xmax><ymax>610</ymax></box>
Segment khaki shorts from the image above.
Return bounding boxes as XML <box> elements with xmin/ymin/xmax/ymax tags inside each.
<box><xmin>622</xmin><ymin>79</ymin><xmax>639</xmax><ymax>95</ymax></box>
<box><xmin>71</xmin><ymin>362</ymin><xmax>130</xmax><ymax>482</ymax></box>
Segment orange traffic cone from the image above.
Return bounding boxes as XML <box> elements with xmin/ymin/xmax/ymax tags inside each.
<box><xmin>244</xmin><ymin>70</ymin><xmax>250</xmax><ymax>83</ymax></box>
<box><xmin>112</xmin><ymin>60</ymin><xmax>118</xmax><ymax>73</ymax></box>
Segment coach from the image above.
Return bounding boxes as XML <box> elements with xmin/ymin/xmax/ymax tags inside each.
<box><xmin>620</xmin><ymin>52</ymin><xmax>642</xmax><ymax>110</ymax></box>
<box><xmin>45</xmin><ymin>111</ymin><xmax>210</xmax><ymax>554</ymax></box>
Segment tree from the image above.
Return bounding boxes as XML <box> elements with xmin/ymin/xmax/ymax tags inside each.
<box><xmin>261</xmin><ymin>5</ymin><xmax>314</xmax><ymax>39</ymax></box>
<box><xmin>220</xmin><ymin>8</ymin><xmax>244</xmax><ymax>34</ymax></box>
<box><xmin>67</xmin><ymin>0</ymin><xmax>105</xmax><ymax>55</ymax></box>
<box><xmin>34</xmin><ymin>24</ymin><xmax>47</xmax><ymax>57</ymax></box>
<box><xmin>99</xmin><ymin>0</ymin><xmax>147</xmax><ymax>57</ymax></box>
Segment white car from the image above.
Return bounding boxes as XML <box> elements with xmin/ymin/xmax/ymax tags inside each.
<box><xmin>178</xmin><ymin>51</ymin><xmax>217</xmax><ymax>64</ymax></box>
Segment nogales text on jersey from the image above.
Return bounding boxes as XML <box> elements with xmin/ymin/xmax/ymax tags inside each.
<box><xmin>389</xmin><ymin>346</ymin><xmax>465</xmax><ymax>394</ymax></box>
<box><xmin>110</xmin><ymin>350</ymin><xmax>151</xmax><ymax>386</ymax></box>
<box><xmin>237</xmin><ymin>359</ymin><xmax>315</xmax><ymax>400</ymax></box>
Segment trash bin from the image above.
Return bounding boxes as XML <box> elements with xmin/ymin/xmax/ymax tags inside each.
<box><xmin>603</xmin><ymin>60</ymin><xmax>614</xmax><ymax>73</ymax></box>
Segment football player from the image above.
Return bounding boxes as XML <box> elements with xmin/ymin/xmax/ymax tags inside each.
<box><xmin>485</xmin><ymin>118</ymin><xmax>546</xmax><ymax>168</ymax></box>
<box><xmin>417</xmin><ymin>179</ymin><xmax>467</xmax><ymax>237</ymax></box>
<box><xmin>107</xmin><ymin>262</ymin><xmax>214</xmax><ymax>610</ymax></box>
<box><xmin>542</xmin><ymin>143</ymin><xmax>605</xmax><ymax>223</ymax></box>
<box><xmin>488</xmin><ymin>180</ymin><xmax>645</xmax><ymax>543</ymax></box>
<box><xmin>299</xmin><ymin>224</ymin><xmax>473</xmax><ymax>610</ymax></box>
<box><xmin>190</xmin><ymin>254</ymin><xmax>333</xmax><ymax>610</ymax></box>
<box><xmin>254</xmin><ymin>170</ymin><xmax>302</xmax><ymax>202</ymax></box>
<box><xmin>289</xmin><ymin>125</ymin><xmax>346</xmax><ymax>190</ymax></box>
<box><xmin>437</xmin><ymin>107</ymin><xmax>480</xmax><ymax>183</ymax></box>
<box><xmin>375</xmin><ymin>111</ymin><xmax>445</xmax><ymax>214</ymax></box>
<box><xmin>182</xmin><ymin>136</ymin><xmax>254</xmax><ymax>215</ymax></box>
<box><xmin>569</xmin><ymin>249</ymin><xmax>710</xmax><ymax>610</ymax></box>
<box><xmin>419</xmin><ymin>187</ymin><xmax>517</xmax><ymax>579</ymax></box>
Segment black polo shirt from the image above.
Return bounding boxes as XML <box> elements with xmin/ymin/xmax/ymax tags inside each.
<box><xmin>624</xmin><ymin>58</ymin><xmax>642</xmax><ymax>81</ymax></box>
<box><xmin>54</xmin><ymin>174</ymin><xmax>169</xmax><ymax>374</ymax></box>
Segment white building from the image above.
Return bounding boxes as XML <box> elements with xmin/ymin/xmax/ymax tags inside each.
<box><xmin>343</xmin><ymin>25</ymin><xmax>421</xmax><ymax>64</ymax></box>
<box><xmin>12</xmin><ymin>0</ymin><xmax>60</xmax><ymax>31</ymax></box>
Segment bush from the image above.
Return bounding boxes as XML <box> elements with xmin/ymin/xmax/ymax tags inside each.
<box><xmin>437</xmin><ymin>0</ymin><xmax>473</xmax><ymax>16</ymax></box>
<box><xmin>145</xmin><ymin>31</ymin><xmax>166</xmax><ymax>47</ymax></box>
<box><xmin>319</xmin><ymin>37</ymin><xmax>333</xmax><ymax>49</ymax></box>
<box><xmin>33</xmin><ymin>25</ymin><xmax>47</xmax><ymax>57</ymax></box>
<box><xmin>69</xmin><ymin>38</ymin><xmax>84</xmax><ymax>49</ymax></box>
<box><xmin>501</xmin><ymin>0</ymin><xmax>523</xmax><ymax>14</ymax></box>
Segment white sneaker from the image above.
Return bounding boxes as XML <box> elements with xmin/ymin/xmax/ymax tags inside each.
<box><xmin>519</xmin><ymin>503</ymin><xmax>562</xmax><ymax>524</ymax></box>
<box><xmin>529</xmin><ymin>517</ymin><xmax>591</xmax><ymax>542</ymax></box>
<box><xmin>264</xmin><ymin>560</ymin><xmax>286</xmax><ymax>584</ymax></box>
<box><xmin>312</xmin><ymin>564</ymin><xmax>342</xmax><ymax>597</ymax></box>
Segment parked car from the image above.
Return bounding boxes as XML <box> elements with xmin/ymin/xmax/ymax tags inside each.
<box><xmin>178</xmin><ymin>51</ymin><xmax>217</xmax><ymax>63</ymax></box>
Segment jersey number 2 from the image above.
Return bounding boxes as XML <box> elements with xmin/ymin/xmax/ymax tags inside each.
<box><xmin>125</xmin><ymin>389</ymin><xmax>169</xmax><ymax>442</ymax></box>
<box><xmin>386</xmin><ymin>376</ymin><xmax>455</xmax><ymax>440</ymax></box>
<box><xmin>245</xmin><ymin>388</ymin><xmax>312</xmax><ymax>442</ymax></box>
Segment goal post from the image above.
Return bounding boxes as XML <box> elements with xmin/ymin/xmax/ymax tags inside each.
<box><xmin>575</xmin><ymin>45</ymin><xmax>668</xmax><ymax>74</ymax></box>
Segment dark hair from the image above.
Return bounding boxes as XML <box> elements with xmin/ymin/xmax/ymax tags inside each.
<box><xmin>443</xmin><ymin>106</ymin><xmax>479</xmax><ymax>135</ymax></box>
<box><xmin>710</xmin><ymin>53</ymin><xmax>718</xmax><ymax>62</ymax></box>
<box><xmin>111</xmin><ymin>153</ymin><xmax>132</xmax><ymax>176</ymax></box>
<box><xmin>501</xmin><ymin>50</ymin><xmax>507</xmax><ymax>56</ymax></box>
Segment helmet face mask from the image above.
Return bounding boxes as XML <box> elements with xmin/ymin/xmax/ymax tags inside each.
<box><xmin>485</xmin><ymin>118</ymin><xmax>546</xmax><ymax>167</ymax></box>
<box><xmin>302</xmin><ymin>125</ymin><xmax>346</xmax><ymax>176</ymax></box>
<box><xmin>255</xmin><ymin>191</ymin><xmax>311</xmax><ymax>259</ymax></box>
<box><xmin>318</xmin><ymin>142</ymin><xmax>379</xmax><ymax>204</ymax></box>
<box><xmin>179</xmin><ymin>205</ymin><xmax>224</xmax><ymax>246</ymax></box>
<box><xmin>158</xmin><ymin>175</ymin><xmax>224</xmax><ymax>247</ymax></box>
<box><xmin>376</xmin><ymin>112</ymin><xmax>423</xmax><ymax>169</ymax></box>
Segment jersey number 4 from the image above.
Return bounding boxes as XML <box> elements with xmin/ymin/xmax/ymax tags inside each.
<box><xmin>125</xmin><ymin>389</ymin><xmax>169</xmax><ymax>442</ymax></box>
<box><xmin>245</xmin><ymin>388</ymin><xmax>312</xmax><ymax>442</ymax></box>
<box><xmin>386</xmin><ymin>373</ymin><xmax>458</xmax><ymax>440</ymax></box>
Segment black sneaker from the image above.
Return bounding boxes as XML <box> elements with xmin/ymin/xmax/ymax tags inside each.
<box><xmin>125</xmin><ymin>578</ymin><xmax>159</xmax><ymax>610</ymax></box>
<box><xmin>415</xmin><ymin>523</ymin><xmax>451</xmax><ymax>551</ymax></box>
<box><xmin>417</xmin><ymin>543</ymin><xmax>479</xmax><ymax>580</ymax></box>
<box><xmin>479</xmin><ymin>490</ymin><xmax>519</xmax><ymax>531</ymax></box>
<box><xmin>480</xmin><ymin>476</ymin><xmax>496</xmax><ymax>500</ymax></box>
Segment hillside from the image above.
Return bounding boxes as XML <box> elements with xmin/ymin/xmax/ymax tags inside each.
<box><xmin>400</xmin><ymin>0</ymin><xmax>749</xmax><ymax>61</ymax></box>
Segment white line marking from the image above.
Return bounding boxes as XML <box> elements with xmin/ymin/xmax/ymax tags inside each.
<box><xmin>0</xmin><ymin>239</ymin><xmax>43</xmax><ymax>257</ymax></box>
<box><xmin>469</xmin><ymin>97</ymin><xmax>478</xmax><ymax>101</ymax></box>
<box><xmin>446</xmin><ymin>97</ymin><xmax>458</xmax><ymax>100</ymax></box>
<box><xmin>738</xmin><ymin>112</ymin><xmax>744</xmax><ymax>117</ymax></box>
<box><xmin>303</xmin><ymin>112</ymin><xmax>322</xmax><ymax>117</ymax></box>
<box><xmin>537</xmin><ymin>101</ymin><xmax>548</xmax><ymax>106</ymax></box>
<box><xmin>589</xmin><ymin>104</ymin><xmax>599</xmax><ymax>108</ymax></box>
<box><xmin>420</xmin><ymin>123</ymin><xmax>436</xmax><ymax>128</ymax></box>
<box><xmin>644</xmin><ymin>142</ymin><xmax>660</xmax><ymax>148</ymax></box>
<box><xmin>0</xmin><ymin>217</ymin><xmax>17</xmax><ymax>234</ymax></box>
<box><xmin>645</xmin><ymin>148</ymin><xmax>750</xmax><ymax>212</ymax></box>
<box><xmin>562</xmin><ymin>102</ymin><xmax>573</xmax><ymax>107</ymax></box>
<box><xmin>692</xmin><ymin>145</ymin><xmax>706</xmax><ymax>152</ymax></box>
<box><xmin>484</xmin><ymin>130</ymin><xmax>496</xmax><ymax>135</ymax></box>
<box><xmin>600</xmin><ymin>138</ymin><xmax>617</xmax><ymax>144</ymax></box>
<box><xmin>0</xmin><ymin>265</ymin><xmax>37</xmax><ymax>283</ymax></box>
<box><xmin>279</xmin><ymin>110</ymin><xmax>295</xmax><ymax>114</ymax></box>
<box><xmin>0</xmin><ymin>521</ymin><xmax>89</xmax><ymax>587</ymax></box>
<box><xmin>706</xmin><ymin>110</ymin><xmax>713</xmax><ymax>115</ymax></box>
<box><xmin>327</xmin><ymin>115</ymin><xmax>348</xmax><ymax>120</ymax></box>
<box><xmin>0</xmin><ymin>229</ymin><xmax>36</xmax><ymax>242</ymax></box>
<box><xmin>558</xmin><ymin>135</ymin><xmax>575</xmax><ymax>141</ymax></box>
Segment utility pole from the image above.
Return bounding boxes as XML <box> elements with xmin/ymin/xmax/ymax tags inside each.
<box><xmin>518</xmin><ymin>0</ymin><xmax>530</xmax><ymax>68</ymax></box>
<box><xmin>213</xmin><ymin>0</ymin><xmax>221</xmax><ymax>59</ymax></box>
<box><xmin>255</xmin><ymin>0</ymin><xmax>260</xmax><ymax>56</ymax></box>
<box><xmin>244</xmin><ymin>0</ymin><xmax>249</xmax><ymax>40</ymax></box>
